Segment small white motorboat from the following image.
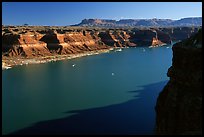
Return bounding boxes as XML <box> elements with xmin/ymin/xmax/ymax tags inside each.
<box><xmin>115</xmin><ymin>48</ymin><xmax>122</xmax><ymax>52</ymax></box>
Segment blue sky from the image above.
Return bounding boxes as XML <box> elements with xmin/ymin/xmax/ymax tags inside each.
<box><xmin>2</xmin><ymin>2</ymin><xmax>202</xmax><ymax>26</ymax></box>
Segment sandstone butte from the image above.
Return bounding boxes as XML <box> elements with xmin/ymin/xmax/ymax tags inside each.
<box><xmin>2</xmin><ymin>25</ymin><xmax>201</xmax><ymax>69</ymax></box>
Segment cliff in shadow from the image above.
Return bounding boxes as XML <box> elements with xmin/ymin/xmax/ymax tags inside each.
<box><xmin>155</xmin><ymin>29</ymin><xmax>202</xmax><ymax>135</ymax></box>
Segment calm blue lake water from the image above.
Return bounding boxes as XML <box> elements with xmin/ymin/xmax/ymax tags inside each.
<box><xmin>2</xmin><ymin>45</ymin><xmax>173</xmax><ymax>135</ymax></box>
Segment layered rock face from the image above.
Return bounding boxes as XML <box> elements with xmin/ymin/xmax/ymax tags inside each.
<box><xmin>2</xmin><ymin>28</ymin><xmax>108</xmax><ymax>57</ymax></box>
<box><xmin>160</xmin><ymin>27</ymin><xmax>200</xmax><ymax>41</ymax></box>
<box><xmin>2</xmin><ymin>26</ymin><xmax>200</xmax><ymax>57</ymax></box>
<box><xmin>98</xmin><ymin>30</ymin><xmax>136</xmax><ymax>47</ymax></box>
<box><xmin>129</xmin><ymin>29</ymin><xmax>170</xmax><ymax>46</ymax></box>
<box><xmin>155</xmin><ymin>29</ymin><xmax>202</xmax><ymax>135</ymax></box>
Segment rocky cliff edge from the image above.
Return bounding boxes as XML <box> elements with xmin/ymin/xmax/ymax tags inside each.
<box><xmin>155</xmin><ymin>29</ymin><xmax>202</xmax><ymax>135</ymax></box>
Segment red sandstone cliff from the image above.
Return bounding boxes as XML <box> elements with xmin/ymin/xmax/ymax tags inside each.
<box><xmin>2</xmin><ymin>28</ymin><xmax>108</xmax><ymax>57</ymax></box>
<box><xmin>2</xmin><ymin>26</ymin><xmax>199</xmax><ymax>58</ymax></box>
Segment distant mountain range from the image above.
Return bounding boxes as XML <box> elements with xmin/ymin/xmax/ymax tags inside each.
<box><xmin>73</xmin><ymin>17</ymin><xmax>202</xmax><ymax>27</ymax></box>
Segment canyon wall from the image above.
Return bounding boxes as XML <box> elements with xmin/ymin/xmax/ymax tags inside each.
<box><xmin>2</xmin><ymin>26</ymin><xmax>200</xmax><ymax>57</ymax></box>
<box><xmin>2</xmin><ymin>28</ymin><xmax>107</xmax><ymax>57</ymax></box>
<box><xmin>155</xmin><ymin>29</ymin><xmax>202</xmax><ymax>135</ymax></box>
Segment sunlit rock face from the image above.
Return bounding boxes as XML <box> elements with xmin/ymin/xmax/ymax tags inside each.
<box><xmin>2</xmin><ymin>27</ymin><xmax>108</xmax><ymax>57</ymax></box>
<box><xmin>155</xmin><ymin>29</ymin><xmax>202</xmax><ymax>135</ymax></box>
<box><xmin>2</xmin><ymin>26</ymin><xmax>200</xmax><ymax>57</ymax></box>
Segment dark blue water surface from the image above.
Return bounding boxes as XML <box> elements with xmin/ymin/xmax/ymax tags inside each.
<box><xmin>2</xmin><ymin>45</ymin><xmax>173</xmax><ymax>135</ymax></box>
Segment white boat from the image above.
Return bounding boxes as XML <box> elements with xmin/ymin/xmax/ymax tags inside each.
<box><xmin>3</xmin><ymin>66</ymin><xmax>12</xmax><ymax>70</ymax></box>
<box><xmin>72</xmin><ymin>64</ymin><xmax>76</xmax><ymax>67</ymax></box>
<box><xmin>114</xmin><ymin>48</ymin><xmax>122</xmax><ymax>52</ymax></box>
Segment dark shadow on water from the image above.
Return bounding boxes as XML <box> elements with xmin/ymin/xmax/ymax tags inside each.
<box><xmin>10</xmin><ymin>80</ymin><xmax>168</xmax><ymax>135</ymax></box>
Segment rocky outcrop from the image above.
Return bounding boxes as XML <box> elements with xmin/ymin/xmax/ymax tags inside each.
<box><xmin>128</xmin><ymin>29</ymin><xmax>171</xmax><ymax>46</ymax></box>
<box><xmin>2</xmin><ymin>26</ymin><xmax>200</xmax><ymax>58</ymax></box>
<box><xmin>155</xmin><ymin>29</ymin><xmax>202</xmax><ymax>135</ymax></box>
<box><xmin>151</xmin><ymin>37</ymin><xmax>165</xmax><ymax>46</ymax></box>
<box><xmin>98</xmin><ymin>30</ymin><xmax>136</xmax><ymax>47</ymax></box>
<box><xmin>160</xmin><ymin>27</ymin><xmax>201</xmax><ymax>41</ymax></box>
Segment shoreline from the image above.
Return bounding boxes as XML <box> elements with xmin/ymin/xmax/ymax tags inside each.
<box><xmin>2</xmin><ymin>44</ymin><xmax>169</xmax><ymax>70</ymax></box>
<box><xmin>2</xmin><ymin>48</ymin><xmax>114</xmax><ymax>70</ymax></box>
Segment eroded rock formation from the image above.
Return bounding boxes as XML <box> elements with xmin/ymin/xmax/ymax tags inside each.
<box><xmin>155</xmin><ymin>29</ymin><xmax>202</xmax><ymax>135</ymax></box>
<box><xmin>2</xmin><ymin>26</ymin><xmax>200</xmax><ymax>58</ymax></box>
<box><xmin>2</xmin><ymin>28</ymin><xmax>108</xmax><ymax>57</ymax></box>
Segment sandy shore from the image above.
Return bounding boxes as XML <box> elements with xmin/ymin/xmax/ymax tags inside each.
<box><xmin>2</xmin><ymin>48</ymin><xmax>114</xmax><ymax>70</ymax></box>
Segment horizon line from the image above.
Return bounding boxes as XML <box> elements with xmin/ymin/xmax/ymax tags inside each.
<box><xmin>2</xmin><ymin>16</ymin><xmax>202</xmax><ymax>26</ymax></box>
